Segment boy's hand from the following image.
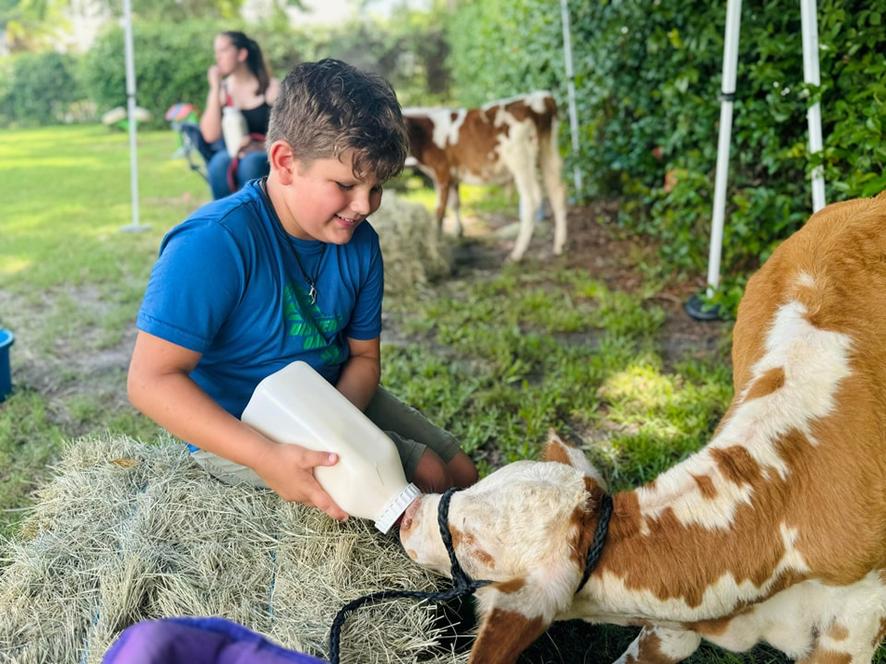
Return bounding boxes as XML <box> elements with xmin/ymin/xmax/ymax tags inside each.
<box><xmin>255</xmin><ymin>444</ymin><xmax>349</xmax><ymax>522</ymax></box>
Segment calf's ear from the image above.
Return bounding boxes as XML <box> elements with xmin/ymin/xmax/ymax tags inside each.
<box><xmin>541</xmin><ymin>430</ymin><xmax>607</xmax><ymax>490</ymax></box>
<box><xmin>469</xmin><ymin>566</ymin><xmax>575</xmax><ymax>664</ymax></box>
<box><xmin>468</xmin><ymin>578</ymin><xmax>552</xmax><ymax>664</ymax></box>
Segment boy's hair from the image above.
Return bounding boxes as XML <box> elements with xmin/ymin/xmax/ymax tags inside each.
<box><xmin>267</xmin><ymin>58</ymin><xmax>408</xmax><ymax>183</ymax></box>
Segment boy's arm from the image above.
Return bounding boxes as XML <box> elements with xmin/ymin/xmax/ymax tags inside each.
<box><xmin>336</xmin><ymin>336</ymin><xmax>381</xmax><ymax>410</ymax></box>
<box><xmin>127</xmin><ymin>330</ymin><xmax>347</xmax><ymax>520</ymax></box>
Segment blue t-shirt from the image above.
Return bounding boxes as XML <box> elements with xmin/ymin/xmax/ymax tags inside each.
<box><xmin>136</xmin><ymin>179</ymin><xmax>384</xmax><ymax>429</ymax></box>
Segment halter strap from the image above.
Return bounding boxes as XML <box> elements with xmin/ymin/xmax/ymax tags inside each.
<box><xmin>575</xmin><ymin>492</ymin><xmax>613</xmax><ymax>593</ymax></box>
<box><xmin>437</xmin><ymin>487</ymin><xmax>479</xmax><ymax>588</ymax></box>
<box><xmin>328</xmin><ymin>489</ymin><xmax>488</xmax><ymax>664</ymax></box>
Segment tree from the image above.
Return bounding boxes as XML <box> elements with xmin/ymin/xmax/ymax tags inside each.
<box><xmin>1</xmin><ymin>0</ymin><xmax>68</xmax><ymax>52</ymax></box>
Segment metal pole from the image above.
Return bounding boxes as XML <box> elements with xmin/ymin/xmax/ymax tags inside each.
<box><xmin>559</xmin><ymin>0</ymin><xmax>583</xmax><ymax>195</ymax></box>
<box><xmin>800</xmin><ymin>0</ymin><xmax>826</xmax><ymax>212</ymax></box>
<box><xmin>705</xmin><ymin>0</ymin><xmax>742</xmax><ymax>296</ymax></box>
<box><xmin>120</xmin><ymin>0</ymin><xmax>146</xmax><ymax>232</ymax></box>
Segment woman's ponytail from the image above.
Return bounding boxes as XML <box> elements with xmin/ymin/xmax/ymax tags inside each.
<box><xmin>222</xmin><ymin>31</ymin><xmax>271</xmax><ymax>96</ymax></box>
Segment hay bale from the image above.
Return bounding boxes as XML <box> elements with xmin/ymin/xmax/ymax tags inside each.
<box><xmin>0</xmin><ymin>435</ymin><xmax>466</xmax><ymax>664</ymax></box>
<box><xmin>371</xmin><ymin>193</ymin><xmax>452</xmax><ymax>296</ymax></box>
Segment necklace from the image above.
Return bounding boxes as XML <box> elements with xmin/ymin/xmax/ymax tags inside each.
<box><xmin>291</xmin><ymin>243</ymin><xmax>326</xmax><ymax>305</ymax></box>
<box><xmin>259</xmin><ymin>177</ymin><xmax>327</xmax><ymax>306</ymax></box>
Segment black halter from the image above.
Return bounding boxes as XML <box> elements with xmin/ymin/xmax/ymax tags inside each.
<box><xmin>328</xmin><ymin>487</ymin><xmax>612</xmax><ymax>662</ymax></box>
<box><xmin>575</xmin><ymin>492</ymin><xmax>613</xmax><ymax>593</ymax></box>
<box><xmin>327</xmin><ymin>488</ymin><xmax>489</xmax><ymax>664</ymax></box>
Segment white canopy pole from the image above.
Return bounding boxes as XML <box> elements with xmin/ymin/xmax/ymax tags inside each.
<box><xmin>800</xmin><ymin>0</ymin><xmax>826</xmax><ymax>212</ymax></box>
<box><xmin>559</xmin><ymin>0</ymin><xmax>583</xmax><ymax>195</ymax></box>
<box><xmin>120</xmin><ymin>0</ymin><xmax>146</xmax><ymax>233</ymax></box>
<box><xmin>704</xmin><ymin>0</ymin><xmax>742</xmax><ymax>297</ymax></box>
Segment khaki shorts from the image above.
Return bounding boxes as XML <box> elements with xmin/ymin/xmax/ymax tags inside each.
<box><xmin>191</xmin><ymin>386</ymin><xmax>462</xmax><ymax>487</ymax></box>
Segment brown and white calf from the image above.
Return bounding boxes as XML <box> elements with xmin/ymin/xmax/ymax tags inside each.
<box><xmin>400</xmin><ymin>192</ymin><xmax>886</xmax><ymax>663</ymax></box>
<box><xmin>403</xmin><ymin>91</ymin><xmax>568</xmax><ymax>261</ymax></box>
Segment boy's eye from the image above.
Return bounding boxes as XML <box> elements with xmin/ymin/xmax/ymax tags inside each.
<box><xmin>336</xmin><ymin>182</ymin><xmax>354</xmax><ymax>191</ymax></box>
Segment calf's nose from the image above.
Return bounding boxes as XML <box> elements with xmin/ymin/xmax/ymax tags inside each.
<box><xmin>398</xmin><ymin>495</ymin><xmax>422</xmax><ymax>534</ymax></box>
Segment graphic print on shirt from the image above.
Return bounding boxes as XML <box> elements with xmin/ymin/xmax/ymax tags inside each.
<box><xmin>283</xmin><ymin>283</ymin><xmax>345</xmax><ymax>364</ymax></box>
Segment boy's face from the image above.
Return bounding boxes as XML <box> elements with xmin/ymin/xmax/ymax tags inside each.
<box><xmin>272</xmin><ymin>148</ymin><xmax>383</xmax><ymax>244</ymax></box>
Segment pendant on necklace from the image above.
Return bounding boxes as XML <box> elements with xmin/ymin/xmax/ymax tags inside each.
<box><xmin>308</xmin><ymin>284</ymin><xmax>318</xmax><ymax>305</ymax></box>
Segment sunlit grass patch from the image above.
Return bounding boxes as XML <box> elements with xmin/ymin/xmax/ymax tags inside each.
<box><xmin>0</xmin><ymin>125</ymin><xmax>207</xmax><ymax>294</ymax></box>
<box><xmin>385</xmin><ymin>262</ymin><xmax>732</xmax><ymax>483</ymax></box>
<box><xmin>599</xmin><ymin>363</ymin><xmax>676</xmax><ymax>411</ymax></box>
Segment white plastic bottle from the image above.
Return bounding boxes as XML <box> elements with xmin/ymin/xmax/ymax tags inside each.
<box><xmin>240</xmin><ymin>361</ymin><xmax>420</xmax><ymax>533</ymax></box>
<box><xmin>221</xmin><ymin>106</ymin><xmax>248</xmax><ymax>158</ymax></box>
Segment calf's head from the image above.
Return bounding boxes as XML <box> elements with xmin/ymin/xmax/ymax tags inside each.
<box><xmin>399</xmin><ymin>434</ymin><xmax>609</xmax><ymax>662</ymax></box>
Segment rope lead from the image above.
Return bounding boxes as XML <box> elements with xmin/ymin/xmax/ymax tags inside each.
<box><xmin>328</xmin><ymin>488</ymin><xmax>489</xmax><ymax>664</ymax></box>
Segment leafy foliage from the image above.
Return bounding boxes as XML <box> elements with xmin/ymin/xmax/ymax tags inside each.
<box><xmin>74</xmin><ymin>4</ymin><xmax>450</xmax><ymax>128</ymax></box>
<box><xmin>0</xmin><ymin>0</ymin><xmax>68</xmax><ymax>52</ymax></box>
<box><xmin>79</xmin><ymin>21</ymin><xmax>221</xmax><ymax>127</ymax></box>
<box><xmin>447</xmin><ymin>0</ymin><xmax>886</xmax><ymax>310</ymax></box>
<box><xmin>0</xmin><ymin>51</ymin><xmax>85</xmax><ymax>126</ymax></box>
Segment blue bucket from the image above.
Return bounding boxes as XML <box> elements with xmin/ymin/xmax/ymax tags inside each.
<box><xmin>0</xmin><ymin>329</ymin><xmax>14</xmax><ymax>403</ymax></box>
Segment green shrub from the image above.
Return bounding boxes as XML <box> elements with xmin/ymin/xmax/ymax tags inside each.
<box><xmin>78</xmin><ymin>11</ymin><xmax>451</xmax><ymax>128</ymax></box>
<box><xmin>255</xmin><ymin>6</ymin><xmax>451</xmax><ymax>107</ymax></box>
<box><xmin>0</xmin><ymin>52</ymin><xmax>86</xmax><ymax>127</ymax></box>
<box><xmin>80</xmin><ymin>21</ymin><xmax>223</xmax><ymax>127</ymax></box>
<box><xmin>447</xmin><ymin>0</ymin><xmax>886</xmax><ymax>304</ymax></box>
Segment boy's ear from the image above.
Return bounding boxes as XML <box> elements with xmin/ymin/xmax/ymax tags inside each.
<box><xmin>268</xmin><ymin>140</ymin><xmax>295</xmax><ymax>183</ymax></box>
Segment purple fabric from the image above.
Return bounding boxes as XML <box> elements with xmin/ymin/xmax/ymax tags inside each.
<box><xmin>102</xmin><ymin>617</ymin><xmax>327</xmax><ymax>664</ymax></box>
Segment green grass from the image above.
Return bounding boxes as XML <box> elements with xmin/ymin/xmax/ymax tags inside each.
<box><xmin>382</xmin><ymin>264</ymin><xmax>731</xmax><ymax>484</ymax></box>
<box><xmin>0</xmin><ymin>124</ymin><xmax>208</xmax><ymax>535</ymax></box>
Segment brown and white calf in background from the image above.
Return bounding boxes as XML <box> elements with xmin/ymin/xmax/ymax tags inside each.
<box><xmin>403</xmin><ymin>91</ymin><xmax>568</xmax><ymax>261</ymax></box>
<box><xmin>400</xmin><ymin>192</ymin><xmax>886</xmax><ymax>663</ymax></box>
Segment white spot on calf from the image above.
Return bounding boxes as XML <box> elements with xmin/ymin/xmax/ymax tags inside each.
<box><xmin>444</xmin><ymin>109</ymin><xmax>467</xmax><ymax>147</ymax></box>
<box><xmin>796</xmin><ymin>271</ymin><xmax>816</xmax><ymax>288</ymax></box>
<box><xmin>705</xmin><ymin>571</ymin><xmax>886</xmax><ymax>660</ymax></box>
<box><xmin>637</xmin><ymin>300</ymin><xmax>853</xmax><ymax>531</ymax></box>
<box><xmin>657</xmin><ymin>627</ymin><xmax>703</xmax><ymax>660</ymax></box>
<box><xmin>415</xmin><ymin>107</ymin><xmax>463</xmax><ymax>151</ymax></box>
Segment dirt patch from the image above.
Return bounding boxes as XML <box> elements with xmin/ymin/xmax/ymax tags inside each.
<box><xmin>0</xmin><ymin>285</ymin><xmax>138</xmax><ymax>434</ymax></box>
<box><xmin>443</xmin><ymin>200</ymin><xmax>732</xmax><ymax>368</ymax></box>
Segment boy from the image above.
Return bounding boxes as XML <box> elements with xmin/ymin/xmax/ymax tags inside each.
<box><xmin>128</xmin><ymin>59</ymin><xmax>478</xmax><ymax>522</ymax></box>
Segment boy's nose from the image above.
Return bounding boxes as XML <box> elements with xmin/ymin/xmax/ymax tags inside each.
<box><xmin>349</xmin><ymin>192</ymin><xmax>371</xmax><ymax>216</ymax></box>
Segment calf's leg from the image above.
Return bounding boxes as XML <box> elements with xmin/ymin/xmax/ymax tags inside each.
<box><xmin>613</xmin><ymin>626</ymin><xmax>701</xmax><ymax>664</ymax></box>
<box><xmin>539</xmin><ymin>124</ymin><xmax>568</xmax><ymax>255</ymax></box>
<box><xmin>448</xmin><ymin>182</ymin><xmax>463</xmax><ymax>236</ymax></box>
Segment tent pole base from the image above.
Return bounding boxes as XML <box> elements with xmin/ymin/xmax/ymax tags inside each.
<box><xmin>120</xmin><ymin>224</ymin><xmax>150</xmax><ymax>233</ymax></box>
<box><xmin>684</xmin><ymin>293</ymin><xmax>725</xmax><ymax>322</ymax></box>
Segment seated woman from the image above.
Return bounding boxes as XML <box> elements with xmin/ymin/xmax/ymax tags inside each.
<box><xmin>199</xmin><ymin>31</ymin><xmax>279</xmax><ymax>199</ymax></box>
